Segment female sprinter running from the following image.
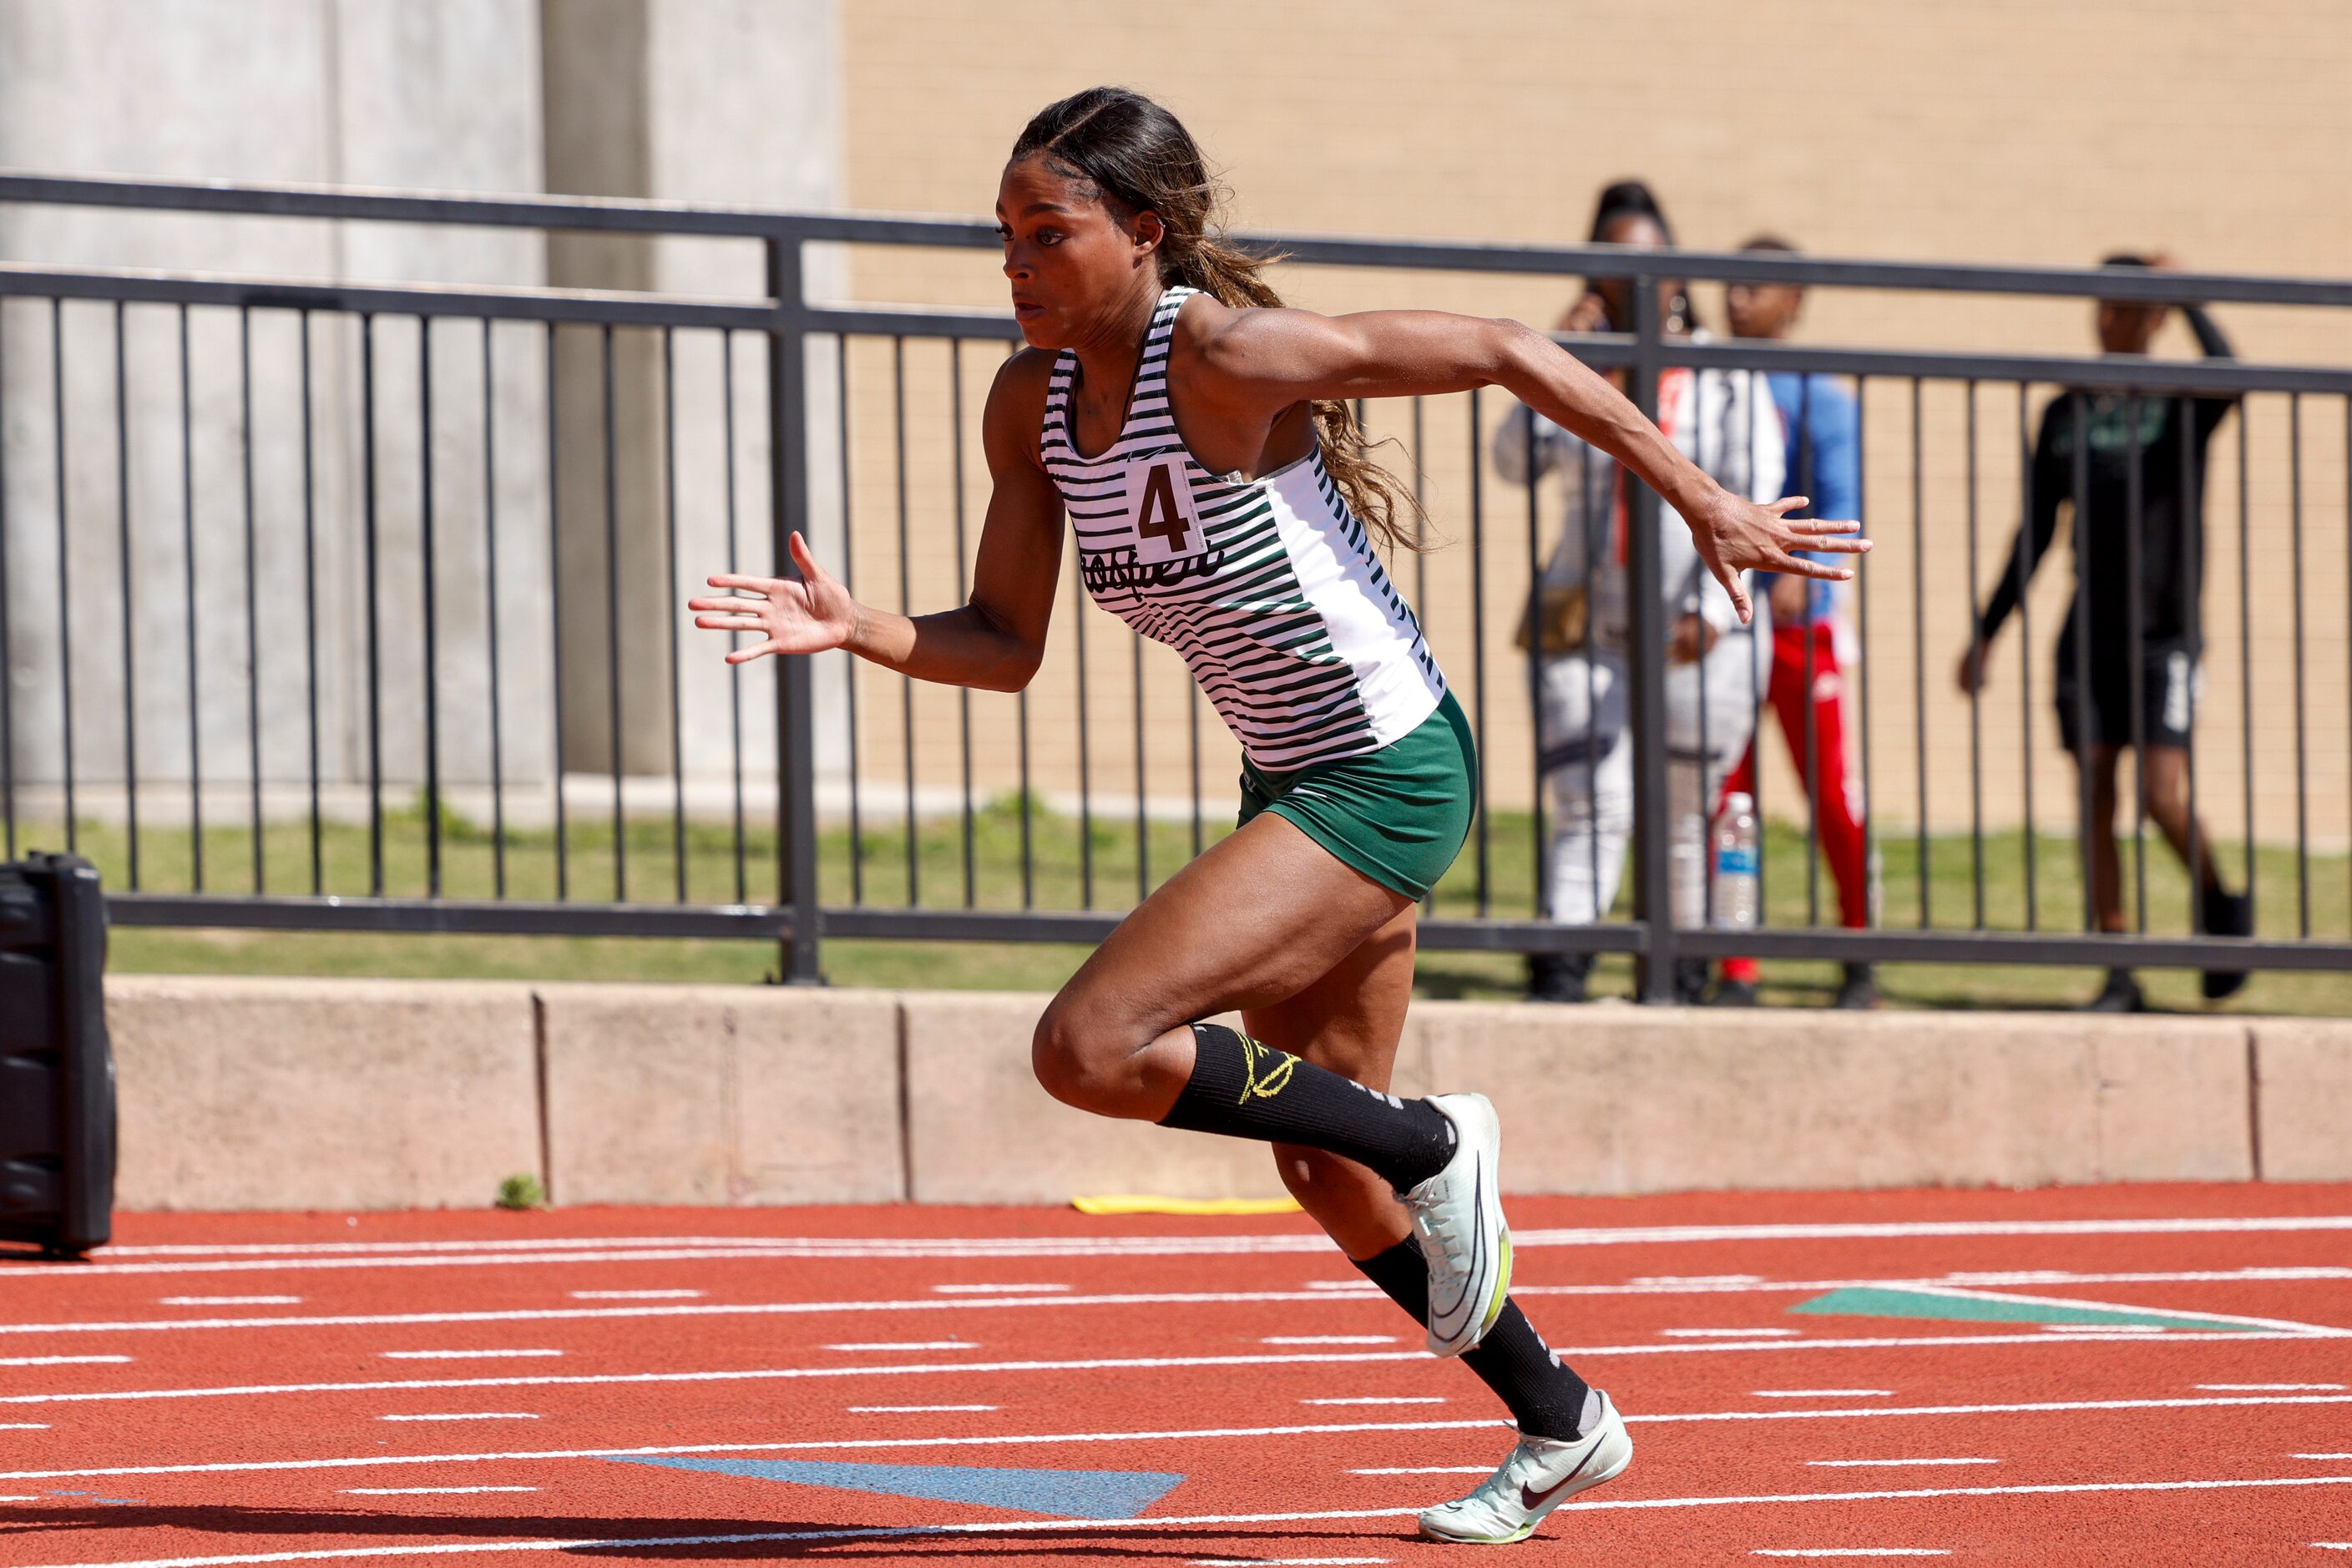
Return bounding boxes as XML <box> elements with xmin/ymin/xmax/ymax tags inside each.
<box><xmin>691</xmin><ymin>87</ymin><xmax>1863</xmax><ymax>1546</ymax></box>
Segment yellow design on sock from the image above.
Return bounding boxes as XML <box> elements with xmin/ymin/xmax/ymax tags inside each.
<box><xmin>1236</xmin><ymin>1034</ymin><xmax>1297</xmax><ymax>1105</ymax></box>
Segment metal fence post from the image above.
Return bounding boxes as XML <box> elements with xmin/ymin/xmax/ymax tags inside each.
<box><xmin>1623</xmin><ymin>277</ymin><xmax>1677</xmax><ymax>1002</ymax></box>
<box><xmin>764</xmin><ymin>234</ymin><xmax>825</xmax><ymax>984</ymax></box>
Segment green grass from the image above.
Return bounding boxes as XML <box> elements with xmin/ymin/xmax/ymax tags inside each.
<box><xmin>494</xmin><ymin>1172</ymin><xmax>548</xmax><ymax>1211</ymax></box>
<box><xmin>18</xmin><ymin>788</ymin><xmax>2347</xmax><ymax>1014</ymax></box>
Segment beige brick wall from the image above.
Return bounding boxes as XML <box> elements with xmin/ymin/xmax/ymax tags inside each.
<box><xmin>830</xmin><ymin>2</ymin><xmax>2352</xmax><ymax>845</ymax></box>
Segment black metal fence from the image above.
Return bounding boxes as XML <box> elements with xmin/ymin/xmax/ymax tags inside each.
<box><xmin>3</xmin><ymin>174</ymin><xmax>2350</xmax><ymax>997</ymax></box>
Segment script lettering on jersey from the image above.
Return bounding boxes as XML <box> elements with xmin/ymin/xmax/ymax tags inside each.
<box><xmin>1080</xmin><ymin>546</ymin><xmax>1231</xmax><ymax>596</ymax></box>
<box><xmin>1126</xmin><ymin>461</ymin><xmax>1208</xmax><ymax>566</ymax></box>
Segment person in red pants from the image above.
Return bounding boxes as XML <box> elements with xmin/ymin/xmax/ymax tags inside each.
<box><xmin>1717</xmin><ymin>238</ymin><xmax>1878</xmax><ymax>1009</ymax></box>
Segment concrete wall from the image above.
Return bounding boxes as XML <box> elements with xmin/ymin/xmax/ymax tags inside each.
<box><xmin>0</xmin><ymin>0</ymin><xmax>845</xmax><ymax>815</ymax></box>
<box><xmin>539</xmin><ymin>0</ymin><xmax>847</xmax><ymax>784</ymax></box>
<box><xmin>0</xmin><ymin>0</ymin><xmax>555</xmax><ymax>795</ymax></box>
<box><xmin>2250</xmin><ymin>1019</ymin><xmax>2352</xmax><ymax>1185</ymax></box>
<box><xmin>110</xmin><ymin>974</ymin><xmax>542</xmax><ymax>1211</ymax></box>
<box><xmin>538</xmin><ymin>981</ymin><xmax>901</xmax><ymax>1205</ymax></box>
<box><xmin>107</xmin><ymin>975</ymin><xmax>2351</xmax><ymax>1211</ymax></box>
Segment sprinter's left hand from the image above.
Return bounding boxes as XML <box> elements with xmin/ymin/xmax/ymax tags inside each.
<box><xmin>1692</xmin><ymin>493</ymin><xmax>1866</xmax><ymax>624</ymax></box>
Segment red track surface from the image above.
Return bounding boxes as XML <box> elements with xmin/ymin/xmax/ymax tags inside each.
<box><xmin>4</xmin><ymin>1183</ymin><xmax>2351</xmax><ymax>1565</ymax></box>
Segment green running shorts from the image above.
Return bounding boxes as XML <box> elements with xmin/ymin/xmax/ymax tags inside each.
<box><xmin>1237</xmin><ymin>690</ymin><xmax>1478</xmax><ymax>902</ymax></box>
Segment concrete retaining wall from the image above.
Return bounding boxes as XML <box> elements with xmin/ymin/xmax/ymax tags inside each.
<box><xmin>104</xmin><ymin>976</ymin><xmax>2352</xmax><ymax>1211</ymax></box>
<box><xmin>2250</xmin><ymin>1019</ymin><xmax>2352</xmax><ymax>1183</ymax></box>
<box><xmin>537</xmin><ymin>984</ymin><xmax>904</xmax><ymax>1206</ymax></box>
<box><xmin>110</xmin><ymin>975</ymin><xmax>543</xmax><ymax>1211</ymax></box>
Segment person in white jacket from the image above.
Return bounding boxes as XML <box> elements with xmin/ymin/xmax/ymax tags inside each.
<box><xmin>1496</xmin><ymin>182</ymin><xmax>1784</xmax><ymax>1003</ymax></box>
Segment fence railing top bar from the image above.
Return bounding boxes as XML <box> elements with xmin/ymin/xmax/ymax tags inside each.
<box><xmin>1663</xmin><ymin>336</ymin><xmax>2352</xmax><ymax>397</ymax></box>
<box><xmin>0</xmin><ymin>170</ymin><xmax>802</xmax><ymax>240</ymax></box>
<box><xmin>783</xmin><ymin>302</ymin><xmax>2352</xmax><ymax>392</ymax></box>
<box><xmin>1261</xmin><ymin>231</ymin><xmax>2352</xmax><ymax>309</ymax></box>
<box><xmin>0</xmin><ymin>260</ymin><xmax>779</xmax><ymax>331</ymax></box>
<box><xmin>805</xmin><ymin>302</ymin><xmax>1025</xmax><ymax>340</ymax></box>
<box><xmin>13</xmin><ymin>172</ymin><xmax>2352</xmax><ymax>311</ymax></box>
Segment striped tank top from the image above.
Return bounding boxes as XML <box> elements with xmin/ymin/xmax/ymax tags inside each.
<box><xmin>1040</xmin><ymin>286</ymin><xmax>1445</xmax><ymax>771</ymax></box>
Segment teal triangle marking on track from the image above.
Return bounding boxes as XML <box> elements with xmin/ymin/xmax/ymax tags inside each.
<box><xmin>609</xmin><ymin>1456</ymin><xmax>1186</xmax><ymax>1520</ymax></box>
<box><xmin>1788</xmin><ymin>1285</ymin><xmax>2267</xmax><ymax>1332</ymax></box>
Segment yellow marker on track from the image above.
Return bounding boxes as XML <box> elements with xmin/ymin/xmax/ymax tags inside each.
<box><xmin>1071</xmin><ymin>1194</ymin><xmax>1305</xmax><ymax>1216</ymax></box>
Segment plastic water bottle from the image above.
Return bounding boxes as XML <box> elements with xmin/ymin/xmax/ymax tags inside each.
<box><xmin>1712</xmin><ymin>791</ymin><xmax>1760</xmax><ymax>930</ymax></box>
<box><xmin>1670</xmin><ymin>817</ymin><xmax>1707</xmax><ymax>932</ymax></box>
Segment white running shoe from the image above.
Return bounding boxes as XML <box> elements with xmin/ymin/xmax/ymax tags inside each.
<box><xmin>1399</xmin><ymin>1091</ymin><xmax>1510</xmax><ymax>1358</ymax></box>
<box><xmin>1416</xmin><ymin>1390</ymin><xmax>1634</xmax><ymax>1545</ymax></box>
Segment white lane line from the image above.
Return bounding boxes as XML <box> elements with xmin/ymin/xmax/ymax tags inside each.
<box><xmin>0</xmin><ymin>1424</ymin><xmax>50</xmax><ymax>1430</ymax></box>
<box><xmin>931</xmin><ymin>1284</ymin><xmax>1068</xmax><ymax>1295</ymax></box>
<box><xmin>28</xmin><ymin>1213</ymin><xmax>2352</xmax><ymax>1277</ymax></box>
<box><xmin>0</xmin><ymin>1356</ymin><xmax>129</xmax><ymax>1367</ymax></box>
<box><xmin>1664</xmin><ymin>1328</ymin><xmax>1802</xmax><ymax>1338</ymax></box>
<box><xmin>847</xmin><ymin>1405</ymin><xmax>997</xmax><ymax>1414</ymax></box>
<box><xmin>1301</xmin><ymin>1397</ymin><xmax>1444</xmax><ymax>1407</ymax></box>
<box><xmin>1351</xmin><ymin>1466</ymin><xmax>1493</xmax><ymax>1475</ymax></box>
<box><xmin>2295</xmin><ymin>1454</ymin><xmax>2352</xmax><ymax>1461</ymax></box>
<box><xmin>1753</xmin><ymin>1552</ymin><xmax>1950</xmax><ymax>1559</ymax></box>
<box><xmin>1263</xmin><ymin>1336</ymin><xmax>1396</xmax><ymax>1346</ymax></box>
<box><xmin>1756</xmin><ymin>1391</ymin><xmax>1894</xmax><ymax>1399</ymax></box>
<box><xmin>2314</xmin><ymin>1543</ymin><xmax>2352</xmax><ymax>1550</ymax></box>
<box><xmin>159</xmin><ymin>1297</ymin><xmax>302</xmax><ymax>1307</ymax></box>
<box><xmin>377</xmin><ymin>1414</ymin><xmax>538</xmax><ymax>1424</ymax></box>
<box><xmin>1808</xmin><ymin>1459</ymin><xmax>1998</xmax><ymax>1469</ymax></box>
<box><xmin>344</xmin><ymin>1487</ymin><xmax>538</xmax><ymax>1496</ymax></box>
<box><xmin>95</xmin><ymin>1237</ymin><xmax>809</xmax><ymax>1257</ymax></box>
<box><xmin>378</xmin><ymin>1351</ymin><xmax>563</xmax><ymax>1362</ymax></box>
<box><xmin>0</xmin><ymin>1495</ymin><xmax>48</xmax><ymax>1500</ymax></box>
<box><xmin>0</xmin><ymin>1392</ymin><xmax>2343</xmax><ymax>1482</ymax></box>
<box><xmin>1938</xmin><ymin>1267</ymin><xmax>2352</xmax><ymax>1286</ymax></box>
<box><xmin>2039</xmin><ymin>1323</ymin><xmax>2164</xmax><ymax>1333</ymax></box>
<box><xmin>12</xmin><ymin>1474</ymin><xmax>2352</xmax><ymax>1568</ymax></box>
<box><xmin>80</xmin><ymin>1212</ymin><xmax>2352</xmax><ymax>1258</ymax></box>
<box><xmin>7</xmin><ymin>1332</ymin><xmax>2325</xmax><ymax>1408</ymax></box>
<box><xmin>2202</xmin><ymin>1383</ymin><xmax>2345</xmax><ymax>1392</ymax></box>
<box><xmin>9</xmin><ymin>1267</ymin><xmax>2345</xmax><ymax>1338</ymax></box>
<box><xmin>822</xmin><ymin>1341</ymin><xmax>977</xmax><ymax>1353</ymax></box>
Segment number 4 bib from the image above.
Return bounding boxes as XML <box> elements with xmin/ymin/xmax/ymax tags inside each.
<box><xmin>1127</xmin><ymin>461</ymin><xmax>1208</xmax><ymax>566</ymax></box>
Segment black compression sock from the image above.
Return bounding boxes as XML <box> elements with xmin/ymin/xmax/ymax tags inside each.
<box><xmin>1157</xmin><ymin>1024</ymin><xmax>1455</xmax><ymax>1191</ymax></box>
<box><xmin>1354</xmin><ymin>1238</ymin><xmax>1595</xmax><ymax>1440</ymax></box>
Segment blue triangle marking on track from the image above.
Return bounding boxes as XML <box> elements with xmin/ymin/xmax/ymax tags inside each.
<box><xmin>1788</xmin><ymin>1285</ymin><xmax>2268</xmax><ymax>1332</ymax></box>
<box><xmin>609</xmin><ymin>1456</ymin><xmax>1186</xmax><ymax>1520</ymax></box>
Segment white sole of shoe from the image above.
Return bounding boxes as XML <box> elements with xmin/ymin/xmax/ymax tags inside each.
<box><xmin>1421</xmin><ymin>1092</ymin><xmax>1511</xmax><ymax>1358</ymax></box>
<box><xmin>1416</xmin><ymin>1405</ymin><xmax>1635</xmax><ymax>1545</ymax></box>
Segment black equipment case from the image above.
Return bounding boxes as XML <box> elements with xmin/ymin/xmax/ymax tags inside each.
<box><xmin>0</xmin><ymin>853</ymin><xmax>114</xmax><ymax>1257</ymax></box>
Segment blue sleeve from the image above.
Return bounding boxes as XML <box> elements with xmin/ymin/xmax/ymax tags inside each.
<box><xmin>1803</xmin><ymin>382</ymin><xmax>1862</xmax><ymax>527</ymax></box>
<box><xmin>1786</xmin><ymin>380</ymin><xmax>1860</xmax><ymax>573</ymax></box>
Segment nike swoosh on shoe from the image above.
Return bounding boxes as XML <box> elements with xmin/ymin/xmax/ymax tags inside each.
<box><xmin>1517</xmin><ymin>1439</ymin><xmax>1603</xmax><ymax>1512</ymax></box>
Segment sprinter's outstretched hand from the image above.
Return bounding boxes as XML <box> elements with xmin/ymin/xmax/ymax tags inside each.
<box><xmin>1688</xmin><ymin>493</ymin><xmax>1867</xmax><ymax>624</ymax></box>
<box><xmin>688</xmin><ymin>531</ymin><xmax>857</xmax><ymax>665</ymax></box>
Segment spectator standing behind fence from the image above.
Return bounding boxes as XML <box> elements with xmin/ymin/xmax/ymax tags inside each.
<box><xmin>1957</xmin><ymin>253</ymin><xmax>2250</xmax><ymax>1013</ymax></box>
<box><xmin>1714</xmin><ymin>236</ymin><xmax>1879</xmax><ymax>1009</ymax></box>
<box><xmin>1498</xmin><ymin>181</ymin><xmax>1783</xmax><ymax>1005</ymax></box>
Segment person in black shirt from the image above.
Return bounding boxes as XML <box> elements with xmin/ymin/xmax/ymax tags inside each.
<box><xmin>1957</xmin><ymin>253</ymin><xmax>2252</xmax><ymax>1011</ymax></box>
